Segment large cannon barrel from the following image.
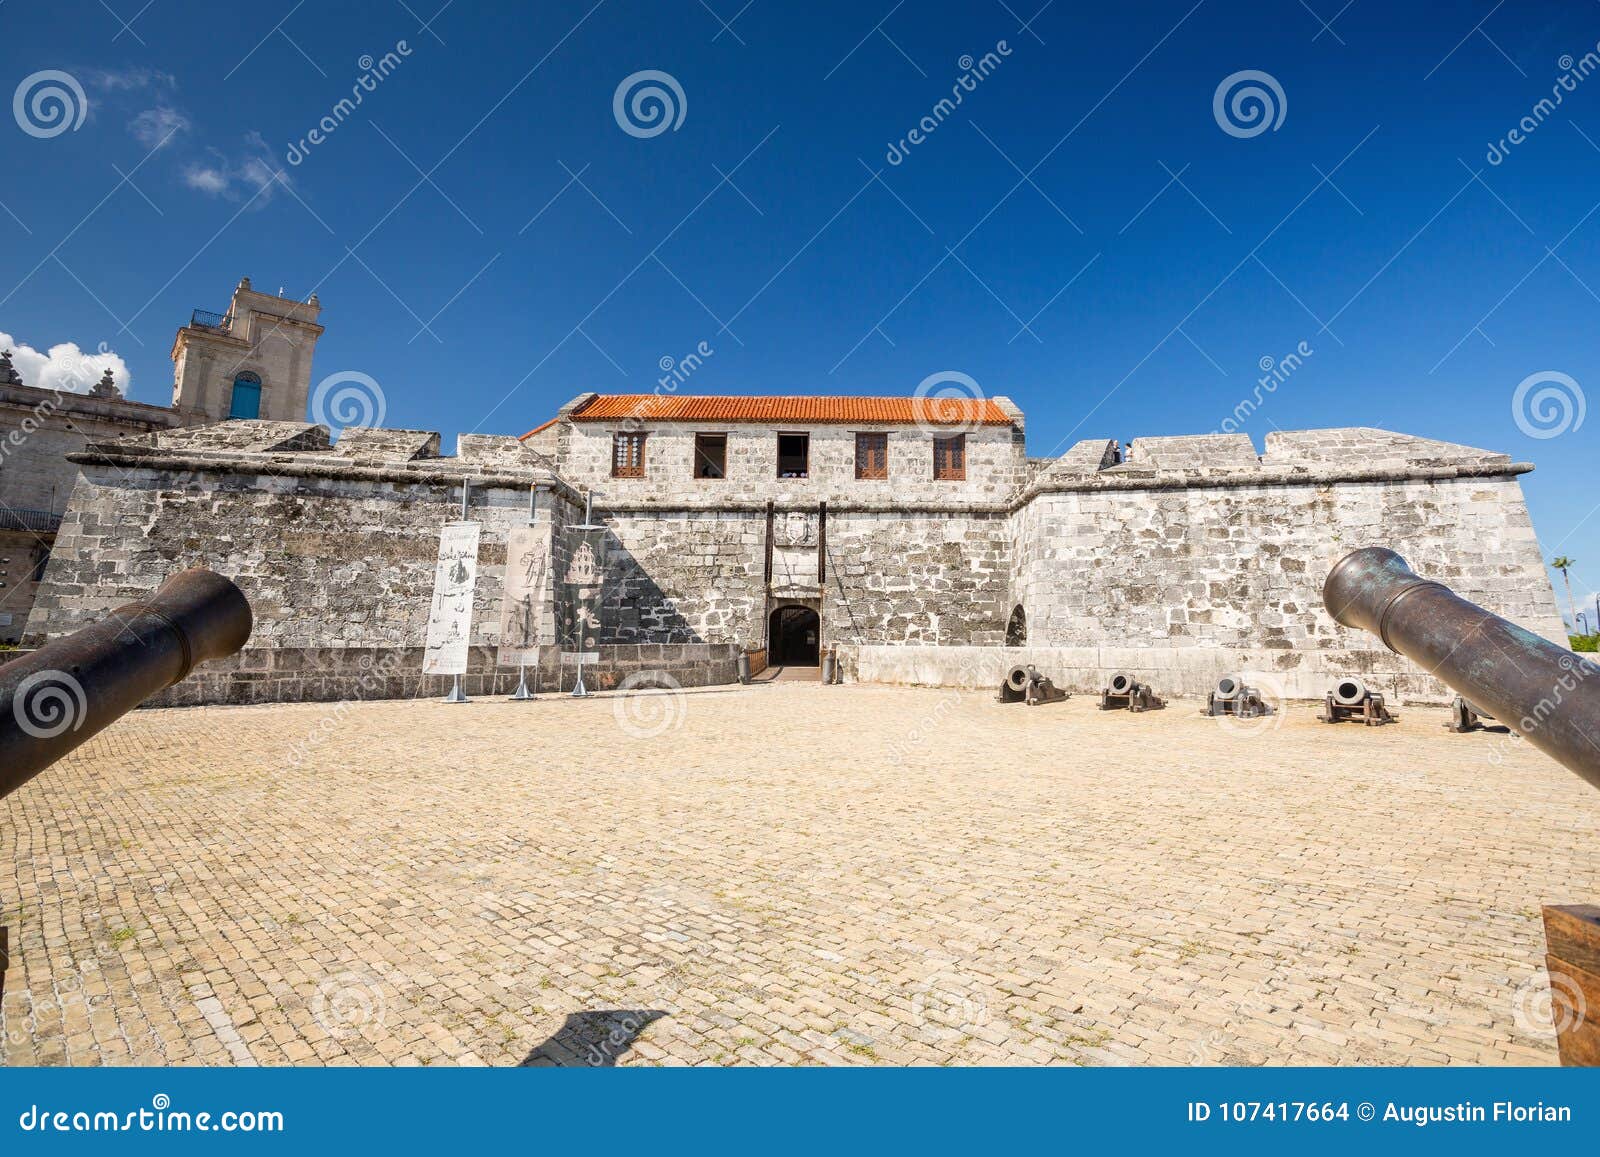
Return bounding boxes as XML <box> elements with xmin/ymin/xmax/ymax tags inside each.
<box><xmin>0</xmin><ymin>568</ymin><xmax>251</xmax><ymax>800</ymax></box>
<box><xmin>1331</xmin><ymin>676</ymin><xmax>1370</xmax><ymax>707</ymax></box>
<box><xmin>1324</xmin><ymin>547</ymin><xmax>1600</xmax><ymax>790</ymax></box>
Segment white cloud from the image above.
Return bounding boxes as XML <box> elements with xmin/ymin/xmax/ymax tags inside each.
<box><xmin>0</xmin><ymin>330</ymin><xmax>131</xmax><ymax>394</ymax></box>
<box><xmin>129</xmin><ymin>106</ymin><xmax>190</xmax><ymax>149</ymax></box>
<box><xmin>181</xmin><ymin>134</ymin><xmax>290</xmax><ymax>206</ymax></box>
<box><xmin>182</xmin><ymin>164</ymin><xmax>229</xmax><ymax>194</ymax></box>
<box><xmin>85</xmin><ymin>67</ymin><xmax>177</xmax><ymax>93</ymax></box>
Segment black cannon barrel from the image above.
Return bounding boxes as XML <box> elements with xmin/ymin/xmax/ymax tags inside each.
<box><xmin>1323</xmin><ymin>547</ymin><xmax>1600</xmax><ymax>790</ymax></box>
<box><xmin>0</xmin><ymin>568</ymin><xmax>251</xmax><ymax>800</ymax></box>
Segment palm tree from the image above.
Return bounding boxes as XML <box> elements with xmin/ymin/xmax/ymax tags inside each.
<box><xmin>1551</xmin><ymin>556</ymin><xmax>1579</xmax><ymax>632</ymax></box>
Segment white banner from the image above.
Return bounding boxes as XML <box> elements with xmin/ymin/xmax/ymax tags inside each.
<box><xmin>497</xmin><ymin>524</ymin><xmax>548</xmax><ymax>667</ymax></box>
<box><xmin>422</xmin><ymin>521</ymin><xmax>481</xmax><ymax>676</ymax></box>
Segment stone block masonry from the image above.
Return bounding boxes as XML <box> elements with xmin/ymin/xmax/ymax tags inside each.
<box><xmin>22</xmin><ymin>423</ymin><xmax>731</xmax><ymax>704</ymax></box>
<box><xmin>824</xmin><ymin>511</ymin><xmax>1011</xmax><ymax>647</ymax></box>
<box><xmin>0</xmin><ymin>380</ymin><xmax>183</xmax><ymax>643</ymax></box>
<box><xmin>1003</xmin><ymin>430</ymin><xmax>1565</xmax><ymax>703</ymax></box>
<box><xmin>21</xmin><ymin>415</ymin><xmax>1569</xmax><ymax>708</ymax></box>
<box><xmin>601</xmin><ymin>511</ymin><xmax>767</xmax><ymax>645</ymax></box>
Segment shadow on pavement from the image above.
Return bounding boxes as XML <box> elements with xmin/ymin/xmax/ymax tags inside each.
<box><xmin>521</xmin><ymin>1009</ymin><xmax>667</xmax><ymax>1067</ymax></box>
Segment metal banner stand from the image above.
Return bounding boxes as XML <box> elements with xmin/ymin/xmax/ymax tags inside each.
<box><xmin>510</xmin><ymin>483</ymin><xmax>537</xmax><ymax>701</ymax></box>
<box><xmin>443</xmin><ymin>479</ymin><xmax>472</xmax><ymax>704</ymax></box>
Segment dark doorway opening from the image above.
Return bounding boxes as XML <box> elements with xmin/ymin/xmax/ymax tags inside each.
<box><xmin>1006</xmin><ymin>604</ymin><xmax>1026</xmax><ymax>647</ymax></box>
<box><xmin>769</xmin><ymin>605</ymin><xmax>820</xmax><ymax>666</ymax></box>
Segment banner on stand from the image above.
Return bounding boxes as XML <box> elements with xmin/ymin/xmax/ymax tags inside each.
<box><xmin>496</xmin><ymin>525</ymin><xmax>548</xmax><ymax>667</ymax></box>
<box><xmin>558</xmin><ymin>525</ymin><xmax>607</xmax><ymax>656</ymax></box>
<box><xmin>422</xmin><ymin>521</ymin><xmax>481</xmax><ymax>676</ymax></box>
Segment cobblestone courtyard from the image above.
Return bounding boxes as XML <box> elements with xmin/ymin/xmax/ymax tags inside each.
<box><xmin>4</xmin><ymin>682</ymin><xmax>1597</xmax><ymax>1067</ymax></box>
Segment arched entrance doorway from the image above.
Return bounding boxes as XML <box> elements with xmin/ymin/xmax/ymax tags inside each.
<box><xmin>769</xmin><ymin>605</ymin><xmax>820</xmax><ymax>666</ymax></box>
<box><xmin>1005</xmin><ymin>604</ymin><xmax>1026</xmax><ymax>647</ymax></box>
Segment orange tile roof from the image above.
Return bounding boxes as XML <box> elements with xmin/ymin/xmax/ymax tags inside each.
<box><xmin>520</xmin><ymin>417</ymin><xmax>559</xmax><ymax>438</ymax></box>
<box><xmin>549</xmin><ymin>394</ymin><xmax>1014</xmax><ymax>428</ymax></box>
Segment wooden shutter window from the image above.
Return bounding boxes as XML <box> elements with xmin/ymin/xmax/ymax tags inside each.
<box><xmin>855</xmin><ymin>433</ymin><xmax>888</xmax><ymax>479</ymax></box>
<box><xmin>612</xmin><ymin>432</ymin><xmax>647</xmax><ymax>478</ymax></box>
<box><xmin>932</xmin><ymin>434</ymin><xmax>965</xmax><ymax>481</ymax></box>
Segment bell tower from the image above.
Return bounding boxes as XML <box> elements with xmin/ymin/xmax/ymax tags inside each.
<box><xmin>171</xmin><ymin>277</ymin><xmax>324</xmax><ymax>423</ymax></box>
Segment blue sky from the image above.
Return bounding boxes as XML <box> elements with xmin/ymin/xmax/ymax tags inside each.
<box><xmin>2</xmin><ymin>0</ymin><xmax>1597</xmax><ymax>623</ymax></box>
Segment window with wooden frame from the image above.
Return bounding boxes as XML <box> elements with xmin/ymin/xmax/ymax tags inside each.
<box><xmin>855</xmin><ymin>432</ymin><xmax>888</xmax><ymax>480</ymax></box>
<box><xmin>693</xmin><ymin>433</ymin><xmax>727</xmax><ymax>479</ymax></box>
<box><xmin>932</xmin><ymin>434</ymin><xmax>966</xmax><ymax>481</ymax></box>
<box><xmin>612</xmin><ymin>431</ymin><xmax>647</xmax><ymax>478</ymax></box>
<box><xmin>776</xmin><ymin>433</ymin><xmax>809</xmax><ymax>478</ymax></box>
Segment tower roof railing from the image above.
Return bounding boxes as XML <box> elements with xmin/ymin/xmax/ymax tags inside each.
<box><xmin>189</xmin><ymin>309</ymin><xmax>232</xmax><ymax>334</ymax></box>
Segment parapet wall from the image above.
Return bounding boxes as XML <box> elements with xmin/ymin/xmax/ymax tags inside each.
<box><xmin>24</xmin><ymin>423</ymin><xmax>582</xmax><ymax>704</ymax></box>
<box><xmin>1003</xmin><ymin>428</ymin><xmax>1565</xmax><ymax>702</ymax></box>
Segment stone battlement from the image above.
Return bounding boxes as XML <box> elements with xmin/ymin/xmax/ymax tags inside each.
<box><xmin>67</xmin><ymin>419</ymin><xmax>1533</xmax><ymax>513</ymax></box>
<box><xmin>69</xmin><ymin>422</ymin><xmax>569</xmax><ymax>493</ymax></box>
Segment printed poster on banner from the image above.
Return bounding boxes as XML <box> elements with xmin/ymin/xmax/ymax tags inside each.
<box><xmin>422</xmin><ymin>521</ymin><xmax>481</xmax><ymax>676</ymax></box>
<box><xmin>497</xmin><ymin>524</ymin><xmax>548</xmax><ymax>667</ymax></box>
<box><xmin>558</xmin><ymin>525</ymin><xmax>607</xmax><ymax>655</ymax></box>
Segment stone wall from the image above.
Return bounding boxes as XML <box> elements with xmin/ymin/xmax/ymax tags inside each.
<box><xmin>0</xmin><ymin>381</ymin><xmax>182</xmax><ymax>643</ymax></box>
<box><xmin>600</xmin><ymin>511</ymin><xmax>767</xmax><ymax>645</ymax></box>
<box><xmin>824</xmin><ymin>511</ymin><xmax>1010</xmax><ymax>647</ymax></box>
<box><xmin>23</xmin><ymin>423</ymin><xmax>755</xmax><ymax>704</ymax></box>
<box><xmin>22</xmin><ymin>418</ymin><xmax>1569</xmax><ymax>708</ymax></box>
<box><xmin>997</xmin><ymin>429</ymin><xmax>1565</xmax><ymax>702</ymax></box>
<box><xmin>160</xmin><ymin>642</ymin><xmax>739</xmax><ymax>706</ymax></box>
<box><xmin>559</xmin><ymin>419</ymin><xmax>1028</xmax><ymax>505</ymax></box>
<box><xmin>0</xmin><ymin>529</ymin><xmax>50</xmax><ymax>644</ymax></box>
<box><xmin>585</xmin><ymin>507</ymin><xmax>1014</xmax><ymax>650</ymax></box>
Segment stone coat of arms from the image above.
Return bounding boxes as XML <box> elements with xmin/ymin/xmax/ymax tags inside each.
<box><xmin>781</xmin><ymin>511</ymin><xmax>816</xmax><ymax>547</ymax></box>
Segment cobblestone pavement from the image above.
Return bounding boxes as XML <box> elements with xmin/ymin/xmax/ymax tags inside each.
<box><xmin>4</xmin><ymin>683</ymin><xmax>1597</xmax><ymax>1067</ymax></box>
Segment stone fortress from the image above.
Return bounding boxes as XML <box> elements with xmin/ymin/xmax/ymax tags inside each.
<box><xmin>0</xmin><ymin>278</ymin><xmax>321</xmax><ymax>643</ymax></box>
<box><xmin>6</xmin><ymin>277</ymin><xmax>1568</xmax><ymax>706</ymax></box>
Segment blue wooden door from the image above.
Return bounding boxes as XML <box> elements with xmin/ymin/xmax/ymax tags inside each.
<box><xmin>228</xmin><ymin>377</ymin><xmax>261</xmax><ymax>419</ymax></box>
